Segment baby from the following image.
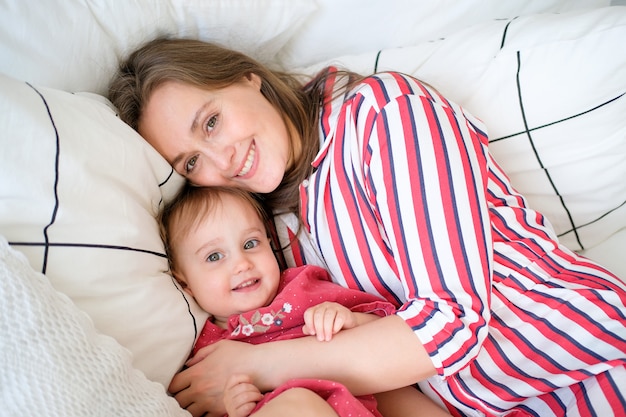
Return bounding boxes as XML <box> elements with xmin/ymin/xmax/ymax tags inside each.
<box><xmin>160</xmin><ymin>184</ymin><xmax>450</xmax><ymax>417</ymax></box>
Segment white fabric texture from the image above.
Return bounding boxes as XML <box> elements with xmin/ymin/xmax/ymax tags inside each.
<box><xmin>0</xmin><ymin>0</ymin><xmax>316</xmax><ymax>95</ymax></box>
<box><xmin>0</xmin><ymin>235</ymin><xmax>189</xmax><ymax>417</ymax></box>
<box><xmin>580</xmin><ymin>227</ymin><xmax>626</xmax><ymax>280</ymax></box>
<box><xmin>277</xmin><ymin>0</ymin><xmax>609</xmax><ymax>68</ymax></box>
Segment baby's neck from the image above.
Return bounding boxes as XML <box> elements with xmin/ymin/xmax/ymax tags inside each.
<box><xmin>211</xmin><ymin>315</ymin><xmax>229</xmax><ymax>329</ymax></box>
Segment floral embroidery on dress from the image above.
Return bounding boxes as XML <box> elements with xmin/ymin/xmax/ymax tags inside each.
<box><xmin>231</xmin><ymin>302</ymin><xmax>293</xmax><ymax>337</ymax></box>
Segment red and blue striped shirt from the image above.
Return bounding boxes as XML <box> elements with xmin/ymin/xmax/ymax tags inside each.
<box><xmin>275</xmin><ymin>70</ymin><xmax>626</xmax><ymax>415</ymax></box>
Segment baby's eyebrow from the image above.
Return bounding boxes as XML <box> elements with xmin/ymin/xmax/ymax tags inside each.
<box><xmin>196</xmin><ymin>237</ymin><xmax>221</xmax><ymax>256</ymax></box>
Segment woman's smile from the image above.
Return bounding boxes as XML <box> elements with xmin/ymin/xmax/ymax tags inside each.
<box><xmin>236</xmin><ymin>141</ymin><xmax>257</xmax><ymax>178</ymax></box>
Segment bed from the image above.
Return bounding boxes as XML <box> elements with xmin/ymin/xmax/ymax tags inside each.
<box><xmin>1</xmin><ymin>0</ymin><xmax>624</xmax><ymax>415</ymax></box>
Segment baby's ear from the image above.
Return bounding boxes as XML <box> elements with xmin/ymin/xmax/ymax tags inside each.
<box><xmin>172</xmin><ymin>271</ymin><xmax>194</xmax><ymax>297</ymax></box>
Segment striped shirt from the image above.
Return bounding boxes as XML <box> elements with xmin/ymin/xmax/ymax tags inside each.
<box><xmin>274</xmin><ymin>70</ymin><xmax>626</xmax><ymax>415</ymax></box>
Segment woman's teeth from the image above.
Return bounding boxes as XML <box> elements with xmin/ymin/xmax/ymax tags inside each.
<box><xmin>238</xmin><ymin>143</ymin><xmax>255</xmax><ymax>177</ymax></box>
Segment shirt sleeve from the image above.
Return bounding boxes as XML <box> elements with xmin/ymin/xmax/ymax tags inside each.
<box><xmin>356</xmin><ymin>74</ymin><xmax>493</xmax><ymax>377</ymax></box>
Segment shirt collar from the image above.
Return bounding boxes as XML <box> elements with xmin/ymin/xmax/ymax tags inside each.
<box><xmin>312</xmin><ymin>66</ymin><xmax>351</xmax><ymax>169</ymax></box>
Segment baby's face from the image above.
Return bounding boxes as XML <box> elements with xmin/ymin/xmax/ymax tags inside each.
<box><xmin>174</xmin><ymin>194</ymin><xmax>280</xmax><ymax>322</ymax></box>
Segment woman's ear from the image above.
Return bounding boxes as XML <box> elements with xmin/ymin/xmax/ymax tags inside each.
<box><xmin>246</xmin><ymin>73</ymin><xmax>263</xmax><ymax>90</ymax></box>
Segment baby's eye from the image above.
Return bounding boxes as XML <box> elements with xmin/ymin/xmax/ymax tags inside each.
<box><xmin>243</xmin><ymin>239</ymin><xmax>260</xmax><ymax>250</ymax></box>
<box><xmin>206</xmin><ymin>252</ymin><xmax>223</xmax><ymax>262</ymax></box>
<box><xmin>185</xmin><ymin>155</ymin><xmax>198</xmax><ymax>174</ymax></box>
<box><xmin>206</xmin><ymin>115</ymin><xmax>217</xmax><ymax>131</ymax></box>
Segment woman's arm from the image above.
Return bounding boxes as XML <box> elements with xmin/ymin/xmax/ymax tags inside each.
<box><xmin>357</xmin><ymin>74</ymin><xmax>493</xmax><ymax>377</ymax></box>
<box><xmin>253</xmin><ymin>315</ymin><xmax>435</xmax><ymax>393</ymax></box>
<box><xmin>169</xmin><ymin>315</ymin><xmax>435</xmax><ymax>416</ymax></box>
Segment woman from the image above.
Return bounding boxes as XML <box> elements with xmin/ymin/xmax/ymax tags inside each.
<box><xmin>109</xmin><ymin>38</ymin><xmax>626</xmax><ymax>417</ymax></box>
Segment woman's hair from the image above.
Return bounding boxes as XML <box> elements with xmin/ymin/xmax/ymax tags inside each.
<box><xmin>159</xmin><ymin>184</ymin><xmax>272</xmax><ymax>275</ymax></box>
<box><xmin>109</xmin><ymin>38</ymin><xmax>363</xmax><ymax>243</ymax></box>
<box><xmin>109</xmin><ymin>38</ymin><xmax>323</xmax><ymax>215</ymax></box>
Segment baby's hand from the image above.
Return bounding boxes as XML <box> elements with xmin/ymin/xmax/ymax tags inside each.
<box><xmin>302</xmin><ymin>301</ymin><xmax>357</xmax><ymax>341</ymax></box>
<box><xmin>223</xmin><ymin>374</ymin><xmax>263</xmax><ymax>417</ymax></box>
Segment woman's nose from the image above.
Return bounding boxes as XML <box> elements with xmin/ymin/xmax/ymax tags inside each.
<box><xmin>205</xmin><ymin>143</ymin><xmax>235</xmax><ymax>172</ymax></box>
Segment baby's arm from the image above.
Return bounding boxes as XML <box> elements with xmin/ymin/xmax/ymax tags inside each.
<box><xmin>223</xmin><ymin>374</ymin><xmax>264</xmax><ymax>417</ymax></box>
<box><xmin>302</xmin><ymin>301</ymin><xmax>380</xmax><ymax>341</ymax></box>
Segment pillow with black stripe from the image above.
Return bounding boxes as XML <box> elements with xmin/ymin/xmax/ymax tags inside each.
<box><xmin>302</xmin><ymin>6</ymin><xmax>626</xmax><ymax>255</ymax></box>
<box><xmin>0</xmin><ymin>73</ymin><xmax>209</xmax><ymax>387</ymax></box>
<box><xmin>456</xmin><ymin>8</ymin><xmax>626</xmax><ymax>253</ymax></box>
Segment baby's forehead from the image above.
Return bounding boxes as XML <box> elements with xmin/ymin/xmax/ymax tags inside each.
<box><xmin>215</xmin><ymin>191</ymin><xmax>266</xmax><ymax>219</ymax></box>
<box><xmin>169</xmin><ymin>187</ymin><xmax>268</xmax><ymax>243</ymax></box>
<box><xmin>200</xmin><ymin>192</ymin><xmax>264</xmax><ymax>228</ymax></box>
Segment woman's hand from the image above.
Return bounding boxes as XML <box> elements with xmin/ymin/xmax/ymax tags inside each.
<box><xmin>168</xmin><ymin>340</ymin><xmax>256</xmax><ymax>417</ymax></box>
<box><xmin>169</xmin><ymin>316</ymin><xmax>436</xmax><ymax>416</ymax></box>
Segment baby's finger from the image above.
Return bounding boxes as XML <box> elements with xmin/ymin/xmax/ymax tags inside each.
<box><xmin>311</xmin><ymin>306</ymin><xmax>331</xmax><ymax>341</ymax></box>
<box><xmin>313</xmin><ymin>307</ymin><xmax>333</xmax><ymax>341</ymax></box>
<box><xmin>333</xmin><ymin>313</ymin><xmax>345</xmax><ymax>334</ymax></box>
<box><xmin>302</xmin><ymin>308</ymin><xmax>316</xmax><ymax>336</ymax></box>
<box><xmin>225</xmin><ymin>373</ymin><xmax>252</xmax><ymax>390</ymax></box>
<box><xmin>324</xmin><ymin>310</ymin><xmax>345</xmax><ymax>341</ymax></box>
<box><xmin>224</xmin><ymin>375</ymin><xmax>263</xmax><ymax>417</ymax></box>
<box><xmin>232</xmin><ymin>384</ymin><xmax>263</xmax><ymax>409</ymax></box>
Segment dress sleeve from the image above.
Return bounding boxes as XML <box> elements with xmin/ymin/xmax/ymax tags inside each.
<box><xmin>357</xmin><ymin>74</ymin><xmax>493</xmax><ymax>377</ymax></box>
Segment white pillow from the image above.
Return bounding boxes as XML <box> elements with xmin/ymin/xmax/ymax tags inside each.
<box><xmin>0</xmin><ymin>236</ymin><xmax>190</xmax><ymax>417</ymax></box>
<box><xmin>277</xmin><ymin>0</ymin><xmax>609</xmax><ymax>68</ymax></box>
<box><xmin>579</xmin><ymin>228</ymin><xmax>626</xmax><ymax>280</ymax></box>
<box><xmin>0</xmin><ymin>73</ymin><xmax>209</xmax><ymax>387</ymax></box>
<box><xmin>0</xmin><ymin>0</ymin><xmax>316</xmax><ymax>95</ymax></box>
<box><xmin>299</xmin><ymin>7</ymin><xmax>626</xmax><ymax>254</ymax></box>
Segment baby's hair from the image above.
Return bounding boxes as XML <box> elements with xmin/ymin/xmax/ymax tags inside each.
<box><xmin>158</xmin><ymin>184</ymin><xmax>271</xmax><ymax>275</ymax></box>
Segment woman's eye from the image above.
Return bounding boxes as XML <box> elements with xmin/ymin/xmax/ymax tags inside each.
<box><xmin>207</xmin><ymin>252</ymin><xmax>223</xmax><ymax>262</ymax></box>
<box><xmin>206</xmin><ymin>115</ymin><xmax>217</xmax><ymax>131</ymax></box>
<box><xmin>243</xmin><ymin>239</ymin><xmax>260</xmax><ymax>250</ymax></box>
<box><xmin>185</xmin><ymin>155</ymin><xmax>198</xmax><ymax>173</ymax></box>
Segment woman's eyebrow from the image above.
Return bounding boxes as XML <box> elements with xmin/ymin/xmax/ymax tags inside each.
<box><xmin>171</xmin><ymin>101</ymin><xmax>214</xmax><ymax>170</ymax></box>
<box><xmin>171</xmin><ymin>153</ymin><xmax>185</xmax><ymax>170</ymax></box>
<box><xmin>190</xmin><ymin>102</ymin><xmax>212</xmax><ymax>133</ymax></box>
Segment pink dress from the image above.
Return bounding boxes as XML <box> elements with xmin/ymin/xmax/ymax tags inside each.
<box><xmin>192</xmin><ymin>264</ymin><xmax>396</xmax><ymax>417</ymax></box>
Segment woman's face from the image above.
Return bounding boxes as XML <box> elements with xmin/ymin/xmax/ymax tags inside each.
<box><xmin>139</xmin><ymin>74</ymin><xmax>295</xmax><ymax>192</ymax></box>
